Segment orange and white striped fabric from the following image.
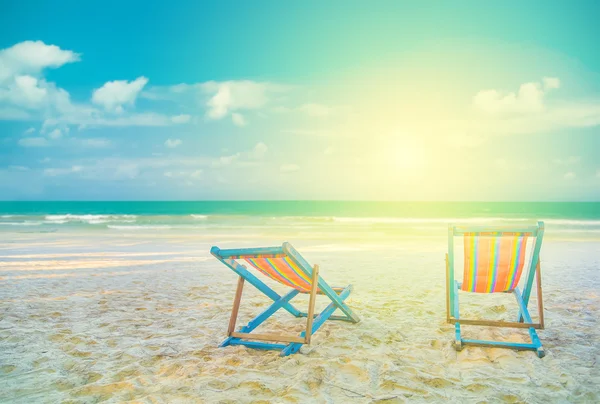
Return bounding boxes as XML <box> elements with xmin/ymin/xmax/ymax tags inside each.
<box><xmin>244</xmin><ymin>256</ymin><xmax>316</xmax><ymax>293</ymax></box>
<box><xmin>462</xmin><ymin>233</ymin><xmax>530</xmax><ymax>293</ymax></box>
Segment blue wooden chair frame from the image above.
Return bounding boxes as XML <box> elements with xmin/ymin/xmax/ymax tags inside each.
<box><xmin>210</xmin><ymin>242</ymin><xmax>360</xmax><ymax>356</ymax></box>
<box><xmin>446</xmin><ymin>222</ymin><xmax>546</xmax><ymax>358</ymax></box>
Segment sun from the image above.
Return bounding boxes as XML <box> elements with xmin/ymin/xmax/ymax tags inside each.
<box><xmin>388</xmin><ymin>136</ymin><xmax>427</xmax><ymax>174</ymax></box>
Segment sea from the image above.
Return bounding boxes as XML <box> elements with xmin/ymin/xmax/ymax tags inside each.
<box><xmin>0</xmin><ymin>201</ymin><xmax>599</xmax><ymax>240</ymax></box>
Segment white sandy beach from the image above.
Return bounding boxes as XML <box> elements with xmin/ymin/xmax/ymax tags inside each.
<box><xmin>0</xmin><ymin>226</ymin><xmax>599</xmax><ymax>403</ymax></box>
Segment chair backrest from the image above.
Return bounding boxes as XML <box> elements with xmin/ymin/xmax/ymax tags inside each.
<box><xmin>449</xmin><ymin>222</ymin><xmax>544</xmax><ymax>293</ymax></box>
<box><xmin>213</xmin><ymin>246</ymin><xmax>315</xmax><ymax>293</ymax></box>
<box><xmin>244</xmin><ymin>255</ymin><xmax>313</xmax><ymax>292</ymax></box>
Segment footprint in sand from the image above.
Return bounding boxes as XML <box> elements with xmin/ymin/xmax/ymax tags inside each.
<box><xmin>72</xmin><ymin>381</ymin><xmax>136</xmax><ymax>402</ymax></box>
<box><xmin>67</xmin><ymin>348</ymin><xmax>93</xmax><ymax>358</ymax></box>
<box><xmin>417</xmin><ymin>376</ymin><xmax>454</xmax><ymax>389</ymax></box>
<box><xmin>359</xmin><ymin>334</ymin><xmax>382</xmax><ymax>347</ymax></box>
<box><xmin>465</xmin><ymin>382</ymin><xmax>488</xmax><ymax>393</ymax></box>
<box><xmin>499</xmin><ymin>393</ymin><xmax>526</xmax><ymax>403</ymax></box>
<box><xmin>53</xmin><ymin>378</ymin><xmax>78</xmax><ymax>392</ymax></box>
<box><xmin>379</xmin><ymin>379</ymin><xmax>428</xmax><ymax>396</ymax></box>
<box><xmin>225</xmin><ymin>357</ymin><xmax>242</xmax><ymax>366</ymax></box>
<box><xmin>1</xmin><ymin>365</ymin><xmax>16</xmax><ymax>374</ymax></box>
<box><xmin>237</xmin><ymin>381</ymin><xmax>276</xmax><ymax>397</ymax></box>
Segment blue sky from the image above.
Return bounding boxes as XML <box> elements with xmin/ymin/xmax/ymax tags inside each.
<box><xmin>1</xmin><ymin>1</ymin><xmax>600</xmax><ymax>200</ymax></box>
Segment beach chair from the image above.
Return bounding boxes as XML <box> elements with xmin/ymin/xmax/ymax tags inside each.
<box><xmin>210</xmin><ymin>242</ymin><xmax>360</xmax><ymax>356</ymax></box>
<box><xmin>446</xmin><ymin>221</ymin><xmax>546</xmax><ymax>357</ymax></box>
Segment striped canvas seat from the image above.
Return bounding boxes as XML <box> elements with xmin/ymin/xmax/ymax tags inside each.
<box><xmin>462</xmin><ymin>232</ymin><xmax>529</xmax><ymax>293</ymax></box>
<box><xmin>244</xmin><ymin>256</ymin><xmax>315</xmax><ymax>293</ymax></box>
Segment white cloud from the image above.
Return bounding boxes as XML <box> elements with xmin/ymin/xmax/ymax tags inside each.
<box><xmin>543</xmin><ymin>77</ymin><xmax>560</xmax><ymax>90</ymax></box>
<box><xmin>81</xmin><ymin>138</ymin><xmax>111</xmax><ymax>148</ymax></box>
<box><xmin>8</xmin><ymin>165</ymin><xmax>29</xmax><ymax>171</ymax></box>
<box><xmin>200</xmin><ymin>80</ymin><xmax>288</xmax><ymax>124</ymax></box>
<box><xmin>280</xmin><ymin>163</ymin><xmax>300</xmax><ymax>173</ymax></box>
<box><xmin>219</xmin><ymin>153</ymin><xmax>241</xmax><ymax>166</ymax></box>
<box><xmin>0</xmin><ymin>75</ymin><xmax>48</xmax><ymax>108</ymax></box>
<box><xmin>18</xmin><ymin>137</ymin><xmax>49</xmax><ymax>147</ymax></box>
<box><xmin>23</xmin><ymin>127</ymin><xmax>35</xmax><ymax>135</ymax></box>
<box><xmin>563</xmin><ymin>172</ymin><xmax>576</xmax><ymax>180</ymax></box>
<box><xmin>0</xmin><ymin>42</ymin><xmax>83</xmax><ymax>124</ymax></box>
<box><xmin>471</xmin><ymin>102</ymin><xmax>600</xmax><ymax>135</ymax></box>
<box><xmin>164</xmin><ymin>169</ymin><xmax>203</xmax><ymax>180</ymax></box>
<box><xmin>473</xmin><ymin>81</ymin><xmax>547</xmax><ymax>115</ymax></box>
<box><xmin>203</xmin><ymin>81</ymin><xmax>269</xmax><ymax>120</ymax></box>
<box><xmin>43</xmin><ymin>112</ymin><xmax>177</xmax><ymax>128</ymax></box>
<box><xmin>165</xmin><ymin>138</ymin><xmax>182</xmax><ymax>148</ymax></box>
<box><xmin>92</xmin><ymin>76</ymin><xmax>148</xmax><ymax>112</ymax></box>
<box><xmin>212</xmin><ymin>153</ymin><xmax>242</xmax><ymax>168</ymax></box>
<box><xmin>115</xmin><ymin>163</ymin><xmax>139</xmax><ymax>179</ymax></box>
<box><xmin>171</xmin><ymin>114</ymin><xmax>191</xmax><ymax>124</ymax></box>
<box><xmin>250</xmin><ymin>142</ymin><xmax>268</xmax><ymax>159</ymax></box>
<box><xmin>466</xmin><ymin>77</ymin><xmax>600</xmax><ymax>135</ymax></box>
<box><xmin>0</xmin><ymin>107</ymin><xmax>31</xmax><ymax>120</ymax></box>
<box><xmin>44</xmin><ymin>165</ymin><xmax>82</xmax><ymax>176</ymax></box>
<box><xmin>0</xmin><ymin>41</ymin><xmax>80</xmax><ymax>83</ymax></box>
<box><xmin>553</xmin><ymin>156</ymin><xmax>581</xmax><ymax>165</ymax></box>
<box><xmin>48</xmin><ymin>128</ymin><xmax>62</xmax><ymax>139</ymax></box>
<box><xmin>231</xmin><ymin>113</ymin><xmax>246</xmax><ymax>127</ymax></box>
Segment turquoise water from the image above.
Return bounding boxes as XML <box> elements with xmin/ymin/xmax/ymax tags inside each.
<box><xmin>1</xmin><ymin>201</ymin><xmax>599</xmax><ymax>219</ymax></box>
<box><xmin>1</xmin><ymin>201</ymin><xmax>599</xmax><ymax>238</ymax></box>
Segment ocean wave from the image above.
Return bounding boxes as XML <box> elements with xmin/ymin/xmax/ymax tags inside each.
<box><xmin>330</xmin><ymin>217</ymin><xmax>532</xmax><ymax>225</ymax></box>
<box><xmin>44</xmin><ymin>214</ymin><xmax>137</xmax><ymax>224</ymax></box>
<box><xmin>108</xmin><ymin>225</ymin><xmax>172</xmax><ymax>230</ymax></box>
<box><xmin>107</xmin><ymin>224</ymin><xmax>209</xmax><ymax>230</ymax></box>
<box><xmin>543</xmin><ymin>219</ymin><xmax>600</xmax><ymax>226</ymax></box>
<box><xmin>328</xmin><ymin>217</ymin><xmax>600</xmax><ymax>226</ymax></box>
<box><xmin>190</xmin><ymin>214</ymin><xmax>208</xmax><ymax>219</ymax></box>
<box><xmin>0</xmin><ymin>221</ymin><xmax>43</xmax><ymax>226</ymax></box>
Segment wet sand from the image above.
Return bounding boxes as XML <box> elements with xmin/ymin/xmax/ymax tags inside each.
<box><xmin>0</xmin><ymin>230</ymin><xmax>599</xmax><ymax>403</ymax></box>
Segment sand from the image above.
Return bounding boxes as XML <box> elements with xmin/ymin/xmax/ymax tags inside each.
<box><xmin>0</xmin><ymin>229</ymin><xmax>599</xmax><ymax>403</ymax></box>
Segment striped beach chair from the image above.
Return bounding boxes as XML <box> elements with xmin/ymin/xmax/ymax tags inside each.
<box><xmin>210</xmin><ymin>242</ymin><xmax>360</xmax><ymax>356</ymax></box>
<box><xmin>446</xmin><ymin>221</ymin><xmax>546</xmax><ymax>357</ymax></box>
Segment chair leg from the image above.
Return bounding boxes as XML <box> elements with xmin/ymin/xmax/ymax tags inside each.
<box><xmin>280</xmin><ymin>284</ymin><xmax>353</xmax><ymax>356</ymax></box>
<box><xmin>536</xmin><ymin>261</ymin><xmax>545</xmax><ymax>329</ymax></box>
<box><xmin>221</xmin><ymin>289</ymin><xmax>300</xmax><ymax>347</ymax></box>
<box><xmin>445</xmin><ymin>254</ymin><xmax>451</xmax><ymax>323</ymax></box>
<box><xmin>458</xmin><ymin>288</ymin><xmax>545</xmax><ymax>357</ymax></box>
<box><xmin>227</xmin><ymin>276</ymin><xmax>245</xmax><ymax>336</ymax></box>
<box><xmin>304</xmin><ymin>265</ymin><xmax>320</xmax><ymax>344</ymax></box>
<box><xmin>453</xmin><ymin>281</ymin><xmax>462</xmax><ymax>350</ymax></box>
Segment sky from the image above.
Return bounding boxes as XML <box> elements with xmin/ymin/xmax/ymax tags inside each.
<box><xmin>1</xmin><ymin>0</ymin><xmax>600</xmax><ymax>201</ymax></box>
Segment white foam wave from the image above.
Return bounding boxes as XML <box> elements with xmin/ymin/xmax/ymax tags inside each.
<box><xmin>44</xmin><ymin>214</ymin><xmax>137</xmax><ymax>224</ymax></box>
<box><xmin>0</xmin><ymin>221</ymin><xmax>43</xmax><ymax>226</ymax></box>
<box><xmin>108</xmin><ymin>225</ymin><xmax>175</xmax><ymax>230</ymax></box>
<box><xmin>330</xmin><ymin>217</ymin><xmax>532</xmax><ymax>225</ymax></box>
<box><xmin>107</xmin><ymin>224</ymin><xmax>209</xmax><ymax>230</ymax></box>
<box><xmin>543</xmin><ymin>219</ymin><xmax>600</xmax><ymax>226</ymax></box>
<box><xmin>328</xmin><ymin>217</ymin><xmax>600</xmax><ymax>226</ymax></box>
<box><xmin>190</xmin><ymin>215</ymin><xmax>208</xmax><ymax>219</ymax></box>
